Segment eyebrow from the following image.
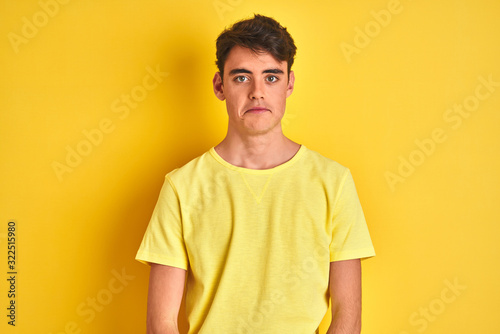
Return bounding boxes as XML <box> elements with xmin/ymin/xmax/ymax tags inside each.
<box><xmin>228</xmin><ymin>68</ymin><xmax>285</xmax><ymax>76</ymax></box>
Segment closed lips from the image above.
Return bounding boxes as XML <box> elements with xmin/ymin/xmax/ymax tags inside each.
<box><xmin>247</xmin><ymin>107</ymin><xmax>268</xmax><ymax>112</ymax></box>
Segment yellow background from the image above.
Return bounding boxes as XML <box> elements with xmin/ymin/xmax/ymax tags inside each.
<box><xmin>1</xmin><ymin>0</ymin><xmax>499</xmax><ymax>333</ymax></box>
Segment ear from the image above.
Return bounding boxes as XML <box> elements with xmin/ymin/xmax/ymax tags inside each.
<box><xmin>213</xmin><ymin>72</ymin><xmax>225</xmax><ymax>101</ymax></box>
<box><xmin>286</xmin><ymin>71</ymin><xmax>295</xmax><ymax>98</ymax></box>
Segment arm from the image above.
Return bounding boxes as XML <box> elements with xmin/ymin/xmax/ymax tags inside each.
<box><xmin>146</xmin><ymin>263</ymin><xmax>187</xmax><ymax>334</ymax></box>
<box><xmin>327</xmin><ymin>259</ymin><xmax>362</xmax><ymax>334</ymax></box>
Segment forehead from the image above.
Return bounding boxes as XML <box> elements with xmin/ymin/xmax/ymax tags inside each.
<box><xmin>224</xmin><ymin>45</ymin><xmax>286</xmax><ymax>73</ymax></box>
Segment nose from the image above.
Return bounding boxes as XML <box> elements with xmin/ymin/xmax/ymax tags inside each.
<box><xmin>249</xmin><ymin>79</ymin><xmax>265</xmax><ymax>100</ymax></box>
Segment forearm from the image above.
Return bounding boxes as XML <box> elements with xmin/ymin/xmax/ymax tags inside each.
<box><xmin>146</xmin><ymin>264</ymin><xmax>186</xmax><ymax>334</ymax></box>
<box><xmin>326</xmin><ymin>307</ymin><xmax>361</xmax><ymax>334</ymax></box>
<box><xmin>147</xmin><ymin>329</ymin><xmax>179</xmax><ymax>334</ymax></box>
<box><xmin>146</xmin><ymin>320</ymin><xmax>179</xmax><ymax>334</ymax></box>
<box><xmin>327</xmin><ymin>259</ymin><xmax>362</xmax><ymax>334</ymax></box>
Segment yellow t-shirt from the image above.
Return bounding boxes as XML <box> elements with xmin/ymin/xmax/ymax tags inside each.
<box><xmin>135</xmin><ymin>145</ymin><xmax>375</xmax><ymax>333</ymax></box>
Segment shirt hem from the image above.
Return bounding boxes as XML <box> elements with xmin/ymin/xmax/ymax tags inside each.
<box><xmin>135</xmin><ymin>252</ymin><xmax>188</xmax><ymax>271</ymax></box>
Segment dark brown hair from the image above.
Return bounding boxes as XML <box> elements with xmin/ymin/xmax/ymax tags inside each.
<box><xmin>215</xmin><ymin>14</ymin><xmax>297</xmax><ymax>81</ymax></box>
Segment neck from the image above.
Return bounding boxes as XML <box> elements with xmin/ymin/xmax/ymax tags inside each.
<box><xmin>214</xmin><ymin>126</ymin><xmax>301</xmax><ymax>170</ymax></box>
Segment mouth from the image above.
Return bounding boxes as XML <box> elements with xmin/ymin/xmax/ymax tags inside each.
<box><xmin>245</xmin><ymin>107</ymin><xmax>269</xmax><ymax>114</ymax></box>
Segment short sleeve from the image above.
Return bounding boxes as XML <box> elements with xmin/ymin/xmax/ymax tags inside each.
<box><xmin>135</xmin><ymin>175</ymin><xmax>189</xmax><ymax>270</ymax></box>
<box><xmin>329</xmin><ymin>169</ymin><xmax>376</xmax><ymax>262</ymax></box>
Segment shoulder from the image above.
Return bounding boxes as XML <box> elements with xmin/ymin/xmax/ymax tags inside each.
<box><xmin>302</xmin><ymin>146</ymin><xmax>350</xmax><ymax>179</ymax></box>
<box><xmin>164</xmin><ymin>148</ymin><xmax>216</xmax><ymax>184</ymax></box>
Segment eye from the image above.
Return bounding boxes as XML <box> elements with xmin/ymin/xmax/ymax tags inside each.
<box><xmin>234</xmin><ymin>76</ymin><xmax>248</xmax><ymax>83</ymax></box>
<box><xmin>266</xmin><ymin>75</ymin><xmax>279</xmax><ymax>83</ymax></box>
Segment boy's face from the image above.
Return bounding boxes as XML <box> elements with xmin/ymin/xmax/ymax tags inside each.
<box><xmin>213</xmin><ymin>45</ymin><xmax>295</xmax><ymax>136</ymax></box>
